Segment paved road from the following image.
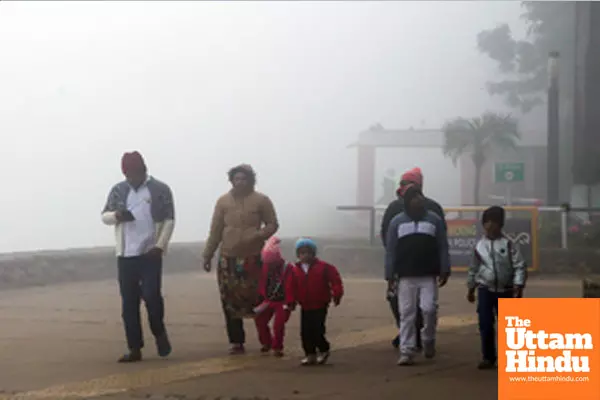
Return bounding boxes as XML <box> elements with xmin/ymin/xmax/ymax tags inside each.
<box><xmin>0</xmin><ymin>273</ymin><xmax>581</xmax><ymax>400</ymax></box>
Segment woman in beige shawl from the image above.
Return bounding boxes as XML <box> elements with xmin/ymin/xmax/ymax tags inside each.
<box><xmin>203</xmin><ymin>164</ymin><xmax>279</xmax><ymax>354</ymax></box>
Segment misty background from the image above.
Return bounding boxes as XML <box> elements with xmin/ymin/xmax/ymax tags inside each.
<box><xmin>0</xmin><ymin>1</ymin><xmax>527</xmax><ymax>253</ymax></box>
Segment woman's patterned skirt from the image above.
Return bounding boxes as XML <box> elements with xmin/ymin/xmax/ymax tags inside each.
<box><xmin>217</xmin><ymin>255</ymin><xmax>262</xmax><ymax>319</ymax></box>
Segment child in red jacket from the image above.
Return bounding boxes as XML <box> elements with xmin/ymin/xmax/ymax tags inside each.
<box><xmin>291</xmin><ymin>237</ymin><xmax>344</xmax><ymax>366</ymax></box>
<box><xmin>254</xmin><ymin>236</ymin><xmax>296</xmax><ymax>357</ymax></box>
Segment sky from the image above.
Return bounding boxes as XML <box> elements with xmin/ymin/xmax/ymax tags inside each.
<box><xmin>0</xmin><ymin>1</ymin><xmax>525</xmax><ymax>252</ymax></box>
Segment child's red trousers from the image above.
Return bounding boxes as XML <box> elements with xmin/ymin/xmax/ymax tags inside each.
<box><xmin>254</xmin><ymin>301</ymin><xmax>291</xmax><ymax>351</ymax></box>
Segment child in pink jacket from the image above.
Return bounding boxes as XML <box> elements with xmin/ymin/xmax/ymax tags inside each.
<box><xmin>254</xmin><ymin>237</ymin><xmax>296</xmax><ymax>357</ymax></box>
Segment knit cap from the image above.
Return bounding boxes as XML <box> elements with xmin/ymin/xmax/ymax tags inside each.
<box><xmin>295</xmin><ymin>237</ymin><xmax>317</xmax><ymax>254</ymax></box>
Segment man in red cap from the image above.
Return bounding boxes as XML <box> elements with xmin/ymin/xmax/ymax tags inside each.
<box><xmin>101</xmin><ymin>151</ymin><xmax>175</xmax><ymax>363</ymax></box>
<box><xmin>380</xmin><ymin>167</ymin><xmax>446</xmax><ymax>351</ymax></box>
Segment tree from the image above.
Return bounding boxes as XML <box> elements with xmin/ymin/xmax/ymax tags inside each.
<box><xmin>442</xmin><ymin>112</ymin><xmax>521</xmax><ymax>204</ymax></box>
<box><xmin>476</xmin><ymin>2</ymin><xmax>575</xmax><ymax>113</ymax></box>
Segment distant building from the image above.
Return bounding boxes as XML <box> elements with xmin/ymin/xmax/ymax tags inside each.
<box><xmin>348</xmin><ymin>127</ymin><xmax>446</xmax><ymax>206</ymax></box>
<box><xmin>348</xmin><ymin>127</ymin><xmax>547</xmax><ymax>206</ymax></box>
<box><xmin>459</xmin><ymin>144</ymin><xmax>546</xmax><ymax>205</ymax></box>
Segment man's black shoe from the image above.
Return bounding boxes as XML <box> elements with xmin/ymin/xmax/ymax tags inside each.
<box><xmin>118</xmin><ymin>349</ymin><xmax>142</xmax><ymax>363</ymax></box>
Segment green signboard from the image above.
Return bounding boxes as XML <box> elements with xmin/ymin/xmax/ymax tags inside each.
<box><xmin>495</xmin><ymin>162</ymin><xmax>525</xmax><ymax>183</ymax></box>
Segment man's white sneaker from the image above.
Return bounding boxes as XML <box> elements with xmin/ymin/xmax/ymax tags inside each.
<box><xmin>301</xmin><ymin>355</ymin><xmax>317</xmax><ymax>366</ymax></box>
<box><xmin>397</xmin><ymin>354</ymin><xmax>414</xmax><ymax>366</ymax></box>
<box><xmin>317</xmin><ymin>351</ymin><xmax>330</xmax><ymax>365</ymax></box>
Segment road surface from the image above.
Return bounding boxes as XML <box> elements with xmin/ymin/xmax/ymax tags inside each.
<box><xmin>0</xmin><ymin>273</ymin><xmax>581</xmax><ymax>399</ymax></box>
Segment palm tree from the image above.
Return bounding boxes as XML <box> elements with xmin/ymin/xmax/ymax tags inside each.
<box><xmin>442</xmin><ymin>112</ymin><xmax>520</xmax><ymax>205</ymax></box>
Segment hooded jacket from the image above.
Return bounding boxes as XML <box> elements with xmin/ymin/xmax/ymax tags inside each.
<box><xmin>381</xmin><ymin>167</ymin><xmax>445</xmax><ymax>248</ymax></box>
<box><xmin>258</xmin><ymin>261</ymin><xmax>296</xmax><ymax>304</ymax></box>
<box><xmin>385</xmin><ymin>209</ymin><xmax>450</xmax><ymax>280</ymax></box>
<box><xmin>380</xmin><ymin>196</ymin><xmax>445</xmax><ymax>247</ymax></box>
<box><xmin>290</xmin><ymin>258</ymin><xmax>344</xmax><ymax>310</ymax></box>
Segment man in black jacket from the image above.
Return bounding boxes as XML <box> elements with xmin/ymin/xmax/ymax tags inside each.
<box><xmin>380</xmin><ymin>167</ymin><xmax>446</xmax><ymax>350</ymax></box>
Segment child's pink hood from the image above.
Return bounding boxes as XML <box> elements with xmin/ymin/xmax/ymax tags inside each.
<box><xmin>261</xmin><ymin>236</ymin><xmax>284</xmax><ymax>265</ymax></box>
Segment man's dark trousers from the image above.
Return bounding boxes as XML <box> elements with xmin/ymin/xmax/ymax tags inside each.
<box><xmin>389</xmin><ymin>294</ymin><xmax>423</xmax><ymax>349</ymax></box>
<box><xmin>118</xmin><ymin>255</ymin><xmax>166</xmax><ymax>351</ymax></box>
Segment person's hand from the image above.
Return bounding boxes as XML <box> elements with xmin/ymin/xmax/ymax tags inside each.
<box><xmin>513</xmin><ymin>286</ymin><xmax>524</xmax><ymax>298</ymax></box>
<box><xmin>438</xmin><ymin>274</ymin><xmax>449</xmax><ymax>288</ymax></box>
<box><xmin>115</xmin><ymin>210</ymin><xmax>135</xmax><ymax>222</ymax></box>
<box><xmin>285</xmin><ymin>303</ymin><xmax>296</xmax><ymax>311</ymax></box>
<box><xmin>203</xmin><ymin>258</ymin><xmax>212</xmax><ymax>272</ymax></box>
<box><xmin>387</xmin><ymin>279</ymin><xmax>395</xmax><ymax>292</ymax></box>
<box><xmin>466</xmin><ymin>289</ymin><xmax>476</xmax><ymax>303</ymax></box>
<box><xmin>115</xmin><ymin>210</ymin><xmax>123</xmax><ymax>221</ymax></box>
<box><xmin>386</xmin><ymin>279</ymin><xmax>397</xmax><ymax>300</ymax></box>
<box><xmin>146</xmin><ymin>247</ymin><xmax>163</xmax><ymax>259</ymax></box>
<box><xmin>333</xmin><ymin>296</ymin><xmax>341</xmax><ymax>307</ymax></box>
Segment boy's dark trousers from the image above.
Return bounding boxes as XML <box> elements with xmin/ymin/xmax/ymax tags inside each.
<box><xmin>300</xmin><ymin>308</ymin><xmax>330</xmax><ymax>355</ymax></box>
<box><xmin>388</xmin><ymin>294</ymin><xmax>423</xmax><ymax>349</ymax></box>
<box><xmin>477</xmin><ymin>287</ymin><xmax>512</xmax><ymax>362</ymax></box>
<box><xmin>118</xmin><ymin>255</ymin><xmax>167</xmax><ymax>351</ymax></box>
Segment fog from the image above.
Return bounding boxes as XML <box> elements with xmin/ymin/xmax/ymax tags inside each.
<box><xmin>0</xmin><ymin>1</ymin><xmax>524</xmax><ymax>253</ymax></box>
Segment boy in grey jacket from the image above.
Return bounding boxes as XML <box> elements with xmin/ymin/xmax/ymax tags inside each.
<box><xmin>467</xmin><ymin>206</ymin><xmax>526</xmax><ymax>370</ymax></box>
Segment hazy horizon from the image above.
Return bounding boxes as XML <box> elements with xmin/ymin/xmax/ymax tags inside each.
<box><xmin>0</xmin><ymin>1</ymin><xmax>526</xmax><ymax>253</ymax></box>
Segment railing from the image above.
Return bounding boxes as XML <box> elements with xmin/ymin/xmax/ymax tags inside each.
<box><xmin>336</xmin><ymin>204</ymin><xmax>600</xmax><ymax>249</ymax></box>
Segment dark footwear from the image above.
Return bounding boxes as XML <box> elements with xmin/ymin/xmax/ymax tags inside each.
<box><xmin>273</xmin><ymin>350</ymin><xmax>284</xmax><ymax>358</ymax></box>
<box><xmin>301</xmin><ymin>354</ymin><xmax>317</xmax><ymax>366</ymax></box>
<box><xmin>478</xmin><ymin>360</ymin><xmax>496</xmax><ymax>370</ymax></box>
<box><xmin>423</xmin><ymin>340</ymin><xmax>436</xmax><ymax>359</ymax></box>
<box><xmin>156</xmin><ymin>333</ymin><xmax>172</xmax><ymax>358</ymax></box>
<box><xmin>118</xmin><ymin>349</ymin><xmax>142</xmax><ymax>363</ymax></box>
<box><xmin>392</xmin><ymin>335</ymin><xmax>400</xmax><ymax>349</ymax></box>
<box><xmin>260</xmin><ymin>346</ymin><xmax>271</xmax><ymax>354</ymax></box>
<box><xmin>229</xmin><ymin>344</ymin><xmax>246</xmax><ymax>355</ymax></box>
<box><xmin>317</xmin><ymin>351</ymin><xmax>330</xmax><ymax>365</ymax></box>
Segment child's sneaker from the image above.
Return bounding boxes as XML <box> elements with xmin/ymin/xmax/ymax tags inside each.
<box><xmin>228</xmin><ymin>344</ymin><xmax>245</xmax><ymax>355</ymax></box>
<box><xmin>477</xmin><ymin>359</ymin><xmax>496</xmax><ymax>370</ymax></box>
<box><xmin>316</xmin><ymin>351</ymin><xmax>330</xmax><ymax>365</ymax></box>
<box><xmin>273</xmin><ymin>350</ymin><xmax>284</xmax><ymax>358</ymax></box>
<box><xmin>423</xmin><ymin>340</ymin><xmax>436</xmax><ymax>359</ymax></box>
<box><xmin>397</xmin><ymin>354</ymin><xmax>414</xmax><ymax>366</ymax></box>
<box><xmin>260</xmin><ymin>345</ymin><xmax>271</xmax><ymax>354</ymax></box>
<box><xmin>301</xmin><ymin>354</ymin><xmax>317</xmax><ymax>366</ymax></box>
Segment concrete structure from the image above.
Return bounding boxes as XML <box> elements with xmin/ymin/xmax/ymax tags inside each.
<box><xmin>349</xmin><ymin>126</ymin><xmax>546</xmax><ymax>206</ymax></box>
<box><xmin>348</xmin><ymin>126</ymin><xmax>444</xmax><ymax>207</ymax></box>
<box><xmin>460</xmin><ymin>145</ymin><xmax>547</xmax><ymax>205</ymax></box>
